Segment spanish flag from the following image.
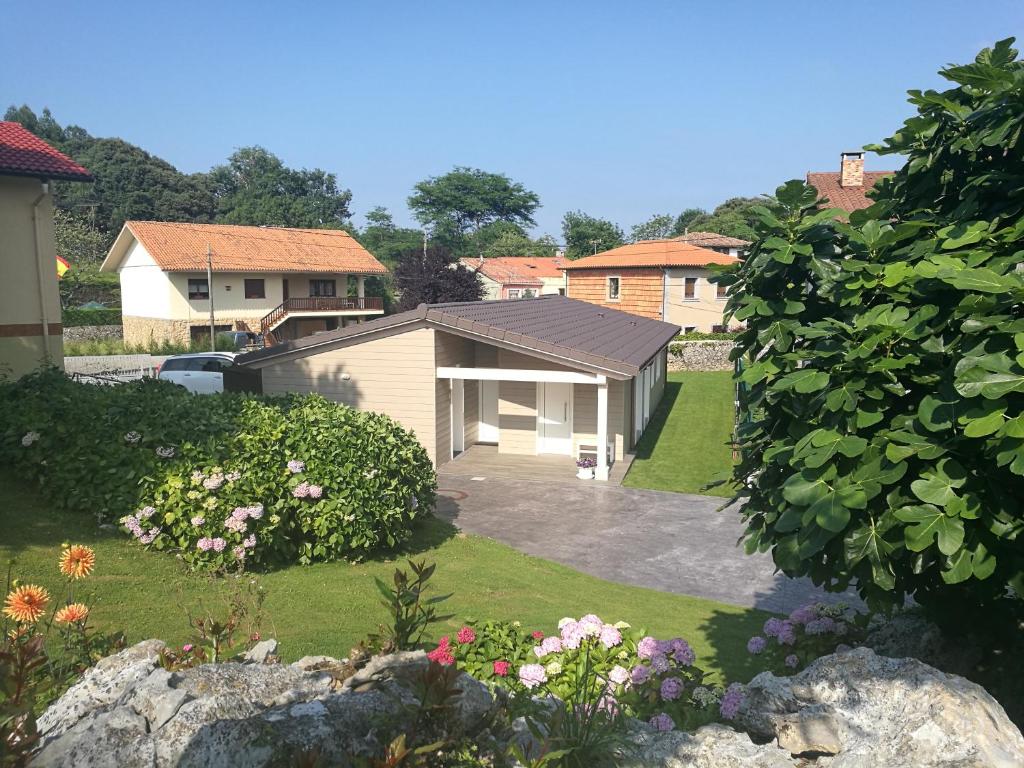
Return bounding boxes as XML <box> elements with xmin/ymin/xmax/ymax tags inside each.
<box><xmin>56</xmin><ymin>256</ymin><xmax>70</xmax><ymax>279</ymax></box>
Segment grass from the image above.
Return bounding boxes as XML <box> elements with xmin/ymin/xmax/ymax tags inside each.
<box><xmin>623</xmin><ymin>371</ymin><xmax>737</xmax><ymax>497</ymax></box>
<box><xmin>63</xmin><ymin>336</ymin><xmax>238</xmax><ymax>357</ymax></box>
<box><xmin>0</xmin><ymin>471</ymin><xmax>769</xmax><ymax>685</ymax></box>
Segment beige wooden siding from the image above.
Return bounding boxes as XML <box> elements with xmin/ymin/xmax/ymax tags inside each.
<box><xmin>499</xmin><ymin>380</ymin><xmax>537</xmax><ymax>455</ymax></box>
<box><xmin>572</xmin><ymin>380</ymin><xmax>627</xmax><ymax>461</ymax></box>
<box><xmin>258</xmin><ymin>327</ymin><xmax>439</xmax><ymax>462</ymax></box>
<box><xmin>464</xmin><ymin>378</ymin><xmax>479</xmax><ymax>446</ymax></box>
<box><xmin>498</xmin><ymin>348</ymin><xmax>575</xmax><ymax>372</ymax></box>
<box><xmin>651</xmin><ymin>348</ymin><xmax>667</xmax><ymax>409</ymax></box>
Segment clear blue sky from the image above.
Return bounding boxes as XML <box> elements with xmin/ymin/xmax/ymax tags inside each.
<box><xmin>3</xmin><ymin>1</ymin><xmax>1021</xmax><ymax>236</ymax></box>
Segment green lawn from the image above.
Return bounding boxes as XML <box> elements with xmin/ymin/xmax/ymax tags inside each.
<box><xmin>0</xmin><ymin>472</ymin><xmax>768</xmax><ymax>685</ymax></box>
<box><xmin>624</xmin><ymin>371</ymin><xmax>737</xmax><ymax>497</ymax></box>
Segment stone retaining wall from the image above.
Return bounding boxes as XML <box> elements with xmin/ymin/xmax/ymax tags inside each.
<box><xmin>62</xmin><ymin>325</ymin><xmax>123</xmax><ymax>343</ymax></box>
<box><xmin>668</xmin><ymin>340</ymin><xmax>734</xmax><ymax>371</ymax></box>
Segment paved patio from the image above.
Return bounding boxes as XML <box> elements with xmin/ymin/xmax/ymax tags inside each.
<box><xmin>435</xmin><ymin>471</ymin><xmax>859</xmax><ymax>614</ymax></box>
<box><xmin>439</xmin><ymin>444</ymin><xmax>634</xmax><ymax>485</ymax></box>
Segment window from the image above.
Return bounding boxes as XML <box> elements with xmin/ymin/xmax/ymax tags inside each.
<box><xmin>507</xmin><ymin>288</ymin><xmax>522</xmax><ymax>299</ymax></box>
<box><xmin>558</xmin><ymin>287</ymin><xmax>566</xmax><ymax>296</ymax></box>
<box><xmin>683</xmin><ymin>277</ymin><xmax>698</xmax><ymax>300</ymax></box>
<box><xmin>244</xmin><ymin>279</ymin><xmax>266</xmax><ymax>299</ymax></box>
<box><xmin>607</xmin><ymin>276</ymin><xmax>621</xmax><ymax>300</ymax></box>
<box><xmin>712</xmin><ymin>324</ymin><xmax>727</xmax><ymax>333</ymax></box>
<box><xmin>683</xmin><ymin>326</ymin><xmax>697</xmax><ymax>334</ymax></box>
<box><xmin>309</xmin><ymin>279</ymin><xmax>336</xmax><ymax>297</ymax></box>
<box><xmin>188</xmin><ymin>278</ymin><xmax>209</xmax><ymax>300</ymax></box>
<box><xmin>201</xmin><ymin>357</ymin><xmax>233</xmax><ymax>373</ymax></box>
<box><xmin>716</xmin><ymin>281</ymin><xmax>728</xmax><ymax>299</ymax></box>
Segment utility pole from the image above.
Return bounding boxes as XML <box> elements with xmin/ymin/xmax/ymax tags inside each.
<box><xmin>590</xmin><ymin>239</ymin><xmax>600</xmax><ymax>255</ymax></box>
<box><xmin>206</xmin><ymin>243</ymin><xmax>215</xmax><ymax>352</ymax></box>
<box><xmin>422</xmin><ymin>229</ymin><xmax>428</xmax><ymax>261</ymax></box>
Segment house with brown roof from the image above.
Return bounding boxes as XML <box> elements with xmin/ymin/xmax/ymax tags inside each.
<box><xmin>806</xmin><ymin>151</ymin><xmax>895</xmax><ymax>213</ymax></box>
<box><xmin>101</xmin><ymin>221</ymin><xmax>388</xmax><ymax>346</ymax></box>
<box><xmin>562</xmin><ymin>240</ymin><xmax>738</xmax><ymax>333</ymax></box>
<box><xmin>671</xmin><ymin>231</ymin><xmax>749</xmax><ymax>259</ymax></box>
<box><xmin>0</xmin><ymin>121</ymin><xmax>92</xmax><ymax>377</ymax></box>
<box><xmin>458</xmin><ymin>255</ymin><xmax>567</xmax><ymax>300</ymax></box>
<box><xmin>237</xmin><ymin>295</ymin><xmax>678</xmax><ymax>481</ymax></box>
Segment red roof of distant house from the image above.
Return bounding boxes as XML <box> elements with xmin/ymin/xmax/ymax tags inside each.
<box><xmin>806</xmin><ymin>171</ymin><xmax>894</xmax><ymax>212</ymax></box>
<box><xmin>0</xmin><ymin>122</ymin><xmax>92</xmax><ymax>182</ymax></box>
<box><xmin>562</xmin><ymin>240</ymin><xmax>738</xmax><ymax>270</ymax></box>
<box><xmin>459</xmin><ymin>256</ymin><xmax>565</xmax><ymax>286</ymax></box>
<box><xmin>671</xmin><ymin>231</ymin><xmax>750</xmax><ymax>248</ymax></box>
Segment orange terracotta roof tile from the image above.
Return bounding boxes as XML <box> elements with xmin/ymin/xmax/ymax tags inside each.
<box><xmin>671</xmin><ymin>231</ymin><xmax>750</xmax><ymax>248</ymax></box>
<box><xmin>806</xmin><ymin>171</ymin><xmax>894</xmax><ymax>212</ymax></box>
<box><xmin>459</xmin><ymin>256</ymin><xmax>565</xmax><ymax>285</ymax></box>
<box><xmin>115</xmin><ymin>221</ymin><xmax>388</xmax><ymax>274</ymax></box>
<box><xmin>562</xmin><ymin>240</ymin><xmax>738</xmax><ymax>270</ymax></box>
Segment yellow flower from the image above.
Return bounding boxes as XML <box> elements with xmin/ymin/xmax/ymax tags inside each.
<box><xmin>3</xmin><ymin>584</ymin><xmax>50</xmax><ymax>624</ymax></box>
<box><xmin>59</xmin><ymin>545</ymin><xmax>95</xmax><ymax>579</ymax></box>
<box><xmin>55</xmin><ymin>603</ymin><xmax>89</xmax><ymax>624</ymax></box>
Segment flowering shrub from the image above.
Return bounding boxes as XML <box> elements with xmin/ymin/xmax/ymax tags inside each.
<box><xmin>0</xmin><ymin>371</ymin><xmax>436</xmax><ymax>569</ymax></box>
<box><xmin>434</xmin><ymin>614</ymin><xmax>732</xmax><ymax>732</ymax></box>
<box><xmin>744</xmin><ymin>602</ymin><xmax>864</xmax><ymax>672</ymax></box>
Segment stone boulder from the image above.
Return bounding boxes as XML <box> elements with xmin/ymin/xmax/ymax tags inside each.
<box><xmin>736</xmin><ymin>646</ymin><xmax>1024</xmax><ymax>767</ymax></box>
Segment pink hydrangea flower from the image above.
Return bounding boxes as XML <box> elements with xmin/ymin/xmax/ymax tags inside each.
<box><xmin>308</xmin><ymin>484</ymin><xmax>323</xmax><ymax>499</ymax></box>
<box><xmin>233</xmin><ymin>546</ymin><xmax>246</xmax><ymax>560</ymax></box>
<box><xmin>292</xmin><ymin>482</ymin><xmax>310</xmax><ymax>498</ymax></box>
<box><xmin>493</xmin><ymin>660</ymin><xmax>510</xmax><ymax>677</ymax></box>
<box><xmin>203</xmin><ymin>473</ymin><xmax>224</xmax><ymax>491</ymax></box>
<box><xmin>560</xmin><ymin>621</ymin><xmax>584</xmax><ymax>649</ymax></box>
<box><xmin>578</xmin><ymin>614</ymin><xmax>602</xmax><ymax>637</ymax></box>
<box><xmin>637</xmin><ymin>636</ymin><xmax>659</xmax><ymax>659</ymax></box>
<box><xmin>211</xmin><ymin>538</ymin><xmax>226</xmax><ymax>552</ymax></box>
<box><xmin>427</xmin><ymin>636</ymin><xmax>454</xmax><ymax>666</ymax></box>
<box><xmin>599</xmin><ymin>624</ymin><xmax>622</xmax><ymax>648</ymax></box>
<box><xmin>518</xmin><ymin>664</ymin><xmax>547</xmax><ymax>690</ymax></box>
<box><xmin>247</xmin><ymin>504</ymin><xmax>264</xmax><ymax>519</ymax></box>
<box><xmin>531</xmin><ymin>630</ymin><xmax>544</xmax><ymax>640</ymax></box>
<box><xmin>535</xmin><ymin>636</ymin><xmax>563</xmax><ymax>658</ymax></box>
<box><xmin>138</xmin><ymin>527</ymin><xmax>160</xmax><ymax>545</ymax></box>
<box><xmin>182</xmin><ymin>644</ymin><xmax>193</xmax><ymax>653</ymax></box>
<box><xmin>137</xmin><ymin>506</ymin><xmax>156</xmax><ymax>520</ymax></box>
<box><xmin>456</xmin><ymin>626</ymin><xmax>476</xmax><ymax>644</ymax></box>
<box><xmin>190</xmin><ymin>515</ymin><xmax>205</xmax><ymax>527</ymax></box>
<box><xmin>243</xmin><ymin>534</ymin><xmax>257</xmax><ymax>549</ymax></box>
<box><xmin>232</xmin><ymin>507</ymin><xmax>249</xmax><ymax>520</ymax></box>
<box><xmin>197</xmin><ymin>537</ymin><xmax>213</xmax><ymax>551</ymax></box>
<box><xmin>287</xmin><ymin>460</ymin><xmax>305</xmax><ymax>474</ymax></box>
<box><xmin>608</xmin><ymin>665</ymin><xmax>629</xmax><ymax>685</ymax></box>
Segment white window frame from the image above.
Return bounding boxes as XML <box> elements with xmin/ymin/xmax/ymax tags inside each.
<box><xmin>607</xmin><ymin>276</ymin><xmax>621</xmax><ymax>301</ymax></box>
<box><xmin>683</xmin><ymin>277</ymin><xmax>698</xmax><ymax>302</ymax></box>
<box><xmin>507</xmin><ymin>288</ymin><xmax>522</xmax><ymax>299</ymax></box>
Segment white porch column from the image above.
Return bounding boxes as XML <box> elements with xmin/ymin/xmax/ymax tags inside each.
<box><xmin>596</xmin><ymin>380</ymin><xmax>609</xmax><ymax>481</ymax></box>
<box><xmin>356</xmin><ymin>275</ymin><xmax>365</xmax><ymax>299</ymax></box>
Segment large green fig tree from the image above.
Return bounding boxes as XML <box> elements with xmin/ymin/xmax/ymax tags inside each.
<box><xmin>723</xmin><ymin>39</ymin><xmax>1024</xmax><ymax>610</ymax></box>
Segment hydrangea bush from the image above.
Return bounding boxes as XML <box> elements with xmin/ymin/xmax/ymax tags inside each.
<box><xmin>0</xmin><ymin>371</ymin><xmax>436</xmax><ymax>568</ymax></box>
<box><xmin>430</xmin><ymin>614</ymin><xmax>740</xmax><ymax>732</ymax></box>
<box><xmin>744</xmin><ymin>602</ymin><xmax>864</xmax><ymax>673</ymax></box>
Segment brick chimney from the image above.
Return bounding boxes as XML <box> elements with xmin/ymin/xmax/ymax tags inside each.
<box><xmin>840</xmin><ymin>151</ymin><xmax>864</xmax><ymax>188</ymax></box>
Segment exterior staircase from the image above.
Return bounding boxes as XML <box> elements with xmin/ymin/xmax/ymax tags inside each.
<box><xmin>260</xmin><ymin>296</ymin><xmax>384</xmax><ymax>346</ymax></box>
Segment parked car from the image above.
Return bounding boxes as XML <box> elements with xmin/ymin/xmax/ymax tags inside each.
<box><xmin>217</xmin><ymin>331</ymin><xmax>263</xmax><ymax>350</ymax></box>
<box><xmin>157</xmin><ymin>352</ymin><xmax>237</xmax><ymax>394</ymax></box>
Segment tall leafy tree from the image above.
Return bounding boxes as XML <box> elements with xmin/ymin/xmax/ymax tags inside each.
<box><xmin>725</xmin><ymin>39</ymin><xmax>1024</xmax><ymax>615</ymax></box>
<box><xmin>630</xmin><ymin>213</ymin><xmax>675</xmax><ymax>242</ymax></box>
<box><xmin>408</xmin><ymin>167</ymin><xmax>540</xmax><ymax>241</ymax></box>
<box><xmin>393</xmin><ymin>247</ymin><xmax>483</xmax><ymax>310</ymax></box>
<box><xmin>561</xmin><ymin>211</ymin><xmax>625</xmax><ymax>259</ymax></box>
<box><xmin>686</xmin><ymin>197</ymin><xmax>777</xmax><ymax>241</ymax></box>
<box><xmin>209</xmin><ymin>146</ymin><xmax>352</xmax><ymax>228</ymax></box>
<box><xmin>671</xmin><ymin>207</ymin><xmax>707</xmax><ymax>236</ymax></box>
<box><xmin>355</xmin><ymin>206</ymin><xmax>426</xmax><ymax>269</ymax></box>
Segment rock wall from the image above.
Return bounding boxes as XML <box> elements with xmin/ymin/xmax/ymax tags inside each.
<box><xmin>63</xmin><ymin>325</ymin><xmax>123</xmax><ymax>343</ymax></box>
<box><xmin>32</xmin><ymin>642</ymin><xmax>1024</xmax><ymax>768</ymax></box>
<box><xmin>668</xmin><ymin>340</ymin><xmax>734</xmax><ymax>371</ymax></box>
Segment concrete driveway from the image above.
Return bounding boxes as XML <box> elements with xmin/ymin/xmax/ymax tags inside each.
<box><xmin>435</xmin><ymin>473</ymin><xmax>856</xmax><ymax>614</ymax></box>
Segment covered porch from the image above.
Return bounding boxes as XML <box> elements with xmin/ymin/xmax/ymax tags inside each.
<box><xmin>439</xmin><ymin>444</ymin><xmax>634</xmax><ymax>485</ymax></box>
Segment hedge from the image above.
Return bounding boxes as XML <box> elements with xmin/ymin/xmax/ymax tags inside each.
<box><xmin>0</xmin><ymin>371</ymin><xmax>437</xmax><ymax>569</ymax></box>
<box><xmin>62</xmin><ymin>307</ymin><xmax>123</xmax><ymax>327</ymax></box>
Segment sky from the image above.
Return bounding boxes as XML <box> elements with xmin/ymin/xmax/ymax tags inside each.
<box><xmin>2</xmin><ymin>1</ymin><xmax>1022</xmax><ymax>237</ymax></box>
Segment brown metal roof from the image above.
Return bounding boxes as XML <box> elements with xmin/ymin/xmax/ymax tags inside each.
<box><xmin>237</xmin><ymin>295</ymin><xmax>680</xmax><ymax>378</ymax></box>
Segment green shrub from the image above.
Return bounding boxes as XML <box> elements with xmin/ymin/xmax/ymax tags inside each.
<box><xmin>671</xmin><ymin>331</ymin><xmax>739</xmax><ymax>342</ymax></box>
<box><xmin>0</xmin><ymin>371</ymin><xmax>436</xmax><ymax>569</ymax></box>
<box><xmin>62</xmin><ymin>308</ymin><xmax>122</xmax><ymax>327</ymax></box>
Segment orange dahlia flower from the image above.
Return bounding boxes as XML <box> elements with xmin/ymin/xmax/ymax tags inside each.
<box><xmin>55</xmin><ymin>602</ymin><xmax>90</xmax><ymax>624</ymax></box>
<box><xmin>3</xmin><ymin>584</ymin><xmax>50</xmax><ymax>624</ymax></box>
<box><xmin>59</xmin><ymin>545</ymin><xmax>95</xmax><ymax>579</ymax></box>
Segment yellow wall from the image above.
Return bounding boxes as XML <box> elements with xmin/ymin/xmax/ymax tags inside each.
<box><xmin>664</xmin><ymin>267</ymin><xmax>729</xmax><ymax>332</ymax></box>
<box><xmin>0</xmin><ymin>177</ymin><xmax>62</xmax><ymax>378</ymax></box>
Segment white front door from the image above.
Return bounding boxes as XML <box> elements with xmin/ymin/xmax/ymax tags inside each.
<box><xmin>478</xmin><ymin>380</ymin><xmax>499</xmax><ymax>443</ymax></box>
<box><xmin>451</xmin><ymin>379</ymin><xmax>465</xmax><ymax>455</ymax></box>
<box><xmin>537</xmin><ymin>382</ymin><xmax>573</xmax><ymax>455</ymax></box>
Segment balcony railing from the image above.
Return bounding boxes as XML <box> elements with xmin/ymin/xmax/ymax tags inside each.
<box><xmin>260</xmin><ymin>296</ymin><xmax>384</xmax><ymax>338</ymax></box>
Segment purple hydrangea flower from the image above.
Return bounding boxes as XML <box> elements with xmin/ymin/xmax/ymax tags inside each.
<box><xmin>776</xmin><ymin>621</ymin><xmax>797</xmax><ymax>646</ymax></box>
<box><xmin>669</xmin><ymin>637</ymin><xmax>695</xmax><ymax>665</ymax></box>
<box><xmin>805</xmin><ymin>617</ymin><xmax>837</xmax><ymax>636</ymax></box>
<box><xmin>719</xmin><ymin>683</ymin><xmax>745</xmax><ymax>720</ymax></box>
<box><xmin>637</xmin><ymin>636</ymin><xmax>659</xmax><ymax>659</ymax></box>
<box><xmin>138</xmin><ymin>527</ymin><xmax>160</xmax><ymax>545</ymax></box>
<box><xmin>599</xmin><ymin>624</ymin><xmax>622</xmax><ymax>648</ymax></box>
<box><xmin>649</xmin><ymin>713</ymin><xmax>674</xmax><ymax>732</ymax></box>
<box><xmin>789</xmin><ymin>604</ymin><xmax>819</xmax><ymax>625</ymax></box>
<box><xmin>660</xmin><ymin>677</ymin><xmax>684</xmax><ymax>701</ymax></box>
<box><xmin>630</xmin><ymin>664</ymin><xmax>651</xmax><ymax>685</ymax></box>
<box><xmin>650</xmin><ymin>653</ymin><xmax>670</xmax><ymax>673</ymax></box>
<box><xmin>287</xmin><ymin>460</ymin><xmax>305</xmax><ymax>474</ymax></box>
<box><xmin>518</xmin><ymin>664</ymin><xmax>547</xmax><ymax>690</ymax></box>
<box><xmin>785</xmin><ymin>654</ymin><xmax>800</xmax><ymax>669</ymax></box>
<box><xmin>763</xmin><ymin>617</ymin><xmax>786</xmax><ymax>638</ymax></box>
<box><xmin>747</xmin><ymin>636</ymin><xmax>767</xmax><ymax>654</ymax></box>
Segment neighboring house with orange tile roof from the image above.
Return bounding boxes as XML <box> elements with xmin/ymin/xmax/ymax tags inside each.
<box><xmin>458</xmin><ymin>255</ymin><xmax>567</xmax><ymax>300</ymax></box>
<box><xmin>0</xmin><ymin>121</ymin><xmax>92</xmax><ymax>377</ymax></box>
<box><xmin>562</xmin><ymin>240</ymin><xmax>738</xmax><ymax>332</ymax></box>
<box><xmin>671</xmin><ymin>231</ymin><xmax>750</xmax><ymax>259</ymax></box>
<box><xmin>101</xmin><ymin>221</ymin><xmax>388</xmax><ymax>346</ymax></box>
<box><xmin>806</xmin><ymin>151</ymin><xmax>896</xmax><ymax>213</ymax></box>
